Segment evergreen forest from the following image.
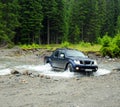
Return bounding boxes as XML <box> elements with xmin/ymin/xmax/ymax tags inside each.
<box><xmin>0</xmin><ymin>0</ymin><xmax>120</xmax><ymax>46</ymax></box>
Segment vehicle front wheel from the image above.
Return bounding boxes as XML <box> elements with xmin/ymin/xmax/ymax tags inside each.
<box><xmin>66</xmin><ymin>63</ymin><xmax>74</xmax><ymax>72</ymax></box>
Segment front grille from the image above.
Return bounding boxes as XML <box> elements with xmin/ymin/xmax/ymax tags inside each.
<box><xmin>80</xmin><ymin>61</ymin><xmax>84</xmax><ymax>64</ymax></box>
<box><xmin>84</xmin><ymin>61</ymin><xmax>91</xmax><ymax>65</ymax></box>
<box><xmin>80</xmin><ymin>60</ymin><xmax>93</xmax><ymax>65</ymax></box>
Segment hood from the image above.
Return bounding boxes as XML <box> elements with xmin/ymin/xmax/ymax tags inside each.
<box><xmin>67</xmin><ymin>56</ymin><xmax>93</xmax><ymax>61</ymax></box>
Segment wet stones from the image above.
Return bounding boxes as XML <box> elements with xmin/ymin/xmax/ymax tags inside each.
<box><xmin>113</xmin><ymin>68</ymin><xmax>120</xmax><ymax>72</ymax></box>
<box><xmin>11</xmin><ymin>69</ymin><xmax>28</xmax><ymax>75</ymax></box>
<box><xmin>11</xmin><ymin>69</ymin><xmax>51</xmax><ymax>79</ymax></box>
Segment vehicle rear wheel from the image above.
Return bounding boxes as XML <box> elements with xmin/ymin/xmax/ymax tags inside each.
<box><xmin>66</xmin><ymin>63</ymin><xmax>74</xmax><ymax>72</ymax></box>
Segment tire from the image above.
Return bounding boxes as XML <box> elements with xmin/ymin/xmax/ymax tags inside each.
<box><xmin>66</xmin><ymin>63</ymin><xmax>74</xmax><ymax>72</ymax></box>
<box><xmin>44</xmin><ymin>59</ymin><xmax>51</xmax><ymax>65</ymax></box>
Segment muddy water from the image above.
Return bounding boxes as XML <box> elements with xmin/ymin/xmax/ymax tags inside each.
<box><xmin>0</xmin><ymin>56</ymin><xmax>120</xmax><ymax>77</ymax></box>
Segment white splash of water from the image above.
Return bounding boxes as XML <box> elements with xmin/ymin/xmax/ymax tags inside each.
<box><xmin>93</xmin><ymin>69</ymin><xmax>111</xmax><ymax>76</ymax></box>
<box><xmin>0</xmin><ymin>68</ymin><xmax>11</xmax><ymax>75</ymax></box>
<box><xmin>15</xmin><ymin>64</ymin><xmax>52</xmax><ymax>72</ymax></box>
<box><xmin>0</xmin><ymin>64</ymin><xmax>112</xmax><ymax>77</ymax></box>
<box><xmin>15</xmin><ymin>64</ymin><xmax>74</xmax><ymax>78</ymax></box>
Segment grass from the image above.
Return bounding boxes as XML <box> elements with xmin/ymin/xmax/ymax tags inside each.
<box><xmin>69</xmin><ymin>44</ymin><xmax>101</xmax><ymax>52</ymax></box>
<box><xmin>20</xmin><ymin>43</ymin><xmax>101</xmax><ymax>53</ymax></box>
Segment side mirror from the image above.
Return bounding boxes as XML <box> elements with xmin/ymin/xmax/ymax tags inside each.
<box><xmin>60</xmin><ymin>53</ymin><xmax>65</xmax><ymax>59</ymax></box>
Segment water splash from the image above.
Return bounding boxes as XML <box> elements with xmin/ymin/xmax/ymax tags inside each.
<box><xmin>93</xmin><ymin>69</ymin><xmax>111</xmax><ymax>76</ymax></box>
<box><xmin>0</xmin><ymin>68</ymin><xmax>11</xmax><ymax>75</ymax></box>
<box><xmin>15</xmin><ymin>64</ymin><xmax>74</xmax><ymax>78</ymax></box>
<box><xmin>0</xmin><ymin>64</ymin><xmax>112</xmax><ymax>77</ymax></box>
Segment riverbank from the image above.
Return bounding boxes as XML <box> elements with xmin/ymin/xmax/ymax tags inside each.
<box><xmin>0</xmin><ymin>48</ymin><xmax>120</xmax><ymax>107</ymax></box>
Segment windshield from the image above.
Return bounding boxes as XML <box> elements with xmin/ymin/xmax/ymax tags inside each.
<box><xmin>66</xmin><ymin>50</ymin><xmax>86</xmax><ymax>58</ymax></box>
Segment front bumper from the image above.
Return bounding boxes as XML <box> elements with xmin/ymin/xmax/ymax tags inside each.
<box><xmin>73</xmin><ymin>65</ymin><xmax>98</xmax><ymax>72</ymax></box>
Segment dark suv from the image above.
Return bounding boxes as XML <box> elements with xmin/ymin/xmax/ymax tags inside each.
<box><xmin>44</xmin><ymin>48</ymin><xmax>98</xmax><ymax>73</ymax></box>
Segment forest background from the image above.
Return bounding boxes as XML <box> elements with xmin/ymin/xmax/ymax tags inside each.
<box><xmin>0</xmin><ymin>0</ymin><xmax>120</xmax><ymax>57</ymax></box>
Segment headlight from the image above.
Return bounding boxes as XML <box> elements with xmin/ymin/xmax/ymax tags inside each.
<box><xmin>74</xmin><ymin>60</ymin><xmax>80</xmax><ymax>64</ymax></box>
<box><xmin>94</xmin><ymin>60</ymin><xmax>97</xmax><ymax>65</ymax></box>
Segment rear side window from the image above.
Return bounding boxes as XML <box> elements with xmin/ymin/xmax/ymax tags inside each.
<box><xmin>54</xmin><ymin>51</ymin><xmax>59</xmax><ymax>58</ymax></box>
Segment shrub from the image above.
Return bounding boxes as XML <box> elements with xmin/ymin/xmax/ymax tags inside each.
<box><xmin>20</xmin><ymin>43</ymin><xmax>41</xmax><ymax>49</ymax></box>
<box><xmin>97</xmin><ymin>37</ymin><xmax>102</xmax><ymax>44</ymax></box>
<box><xmin>79</xmin><ymin>41</ymin><xmax>91</xmax><ymax>47</ymax></box>
<box><xmin>111</xmin><ymin>34</ymin><xmax>120</xmax><ymax>57</ymax></box>
<box><xmin>111</xmin><ymin>45</ymin><xmax>120</xmax><ymax>57</ymax></box>
<box><xmin>100</xmin><ymin>47</ymin><xmax>113</xmax><ymax>57</ymax></box>
<box><xmin>100</xmin><ymin>33</ymin><xmax>120</xmax><ymax>57</ymax></box>
<box><xmin>31</xmin><ymin>43</ymin><xmax>40</xmax><ymax>49</ymax></box>
<box><xmin>100</xmin><ymin>34</ymin><xmax>112</xmax><ymax>47</ymax></box>
<box><xmin>113</xmin><ymin>33</ymin><xmax>120</xmax><ymax>48</ymax></box>
<box><xmin>61</xmin><ymin>41</ymin><xmax>70</xmax><ymax>48</ymax></box>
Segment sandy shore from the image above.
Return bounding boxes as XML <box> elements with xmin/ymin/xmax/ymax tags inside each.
<box><xmin>0</xmin><ymin>48</ymin><xmax>120</xmax><ymax>107</ymax></box>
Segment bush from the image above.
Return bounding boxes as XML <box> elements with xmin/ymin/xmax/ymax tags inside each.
<box><xmin>20</xmin><ymin>43</ymin><xmax>41</xmax><ymax>49</ymax></box>
<box><xmin>111</xmin><ymin>45</ymin><xmax>120</xmax><ymax>57</ymax></box>
<box><xmin>61</xmin><ymin>41</ymin><xmax>70</xmax><ymax>48</ymax></box>
<box><xmin>100</xmin><ymin>34</ymin><xmax>112</xmax><ymax>47</ymax></box>
<box><xmin>100</xmin><ymin>33</ymin><xmax>120</xmax><ymax>57</ymax></box>
<box><xmin>113</xmin><ymin>33</ymin><xmax>120</xmax><ymax>48</ymax></box>
<box><xmin>79</xmin><ymin>41</ymin><xmax>91</xmax><ymax>47</ymax></box>
<box><xmin>100</xmin><ymin>47</ymin><xmax>113</xmax><ymax>57</ymax></box>
<box><xmin>111</xmin><ymin>34</ymin><xmax>120</xmax><ymax>57</ymax></box>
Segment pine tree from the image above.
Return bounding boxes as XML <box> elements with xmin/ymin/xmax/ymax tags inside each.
<box><xmin>41</xmin><ymin>0</ymin><xmax>57</xmax><ymax>44</ymax></box>
<box><xmin>0</xmin><ymin>0</ymin><xmax>19</xmax><ymax>45</ymax></box>
<box><xmin>103</xmin><ymin>0</ymin><xmax>117</xmax><ymax>36</ymax></box>
<box><xmin>51</xmin><ymin>0</ymin><xmax>65</xmax><ymax>44</ymax></box>
<box><xmin>18</xmin><ymin>0</ymin><xmax>43</xmax><ymax>44</ymax></box>
<box><xmin>62</xmin><ymin>0</ymin><xmax>74</xmax><ymax>42</ymax></box>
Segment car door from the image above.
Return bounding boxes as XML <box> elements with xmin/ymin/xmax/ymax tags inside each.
<box><xmin>57</xmin><ymin>50</ymin><xmax>67</xmax><ymax>69</ymax></box>
<box><xmin>51</xmin><ymin>50</ymin><xmax>60</xmax><ymax>68</ymax></box>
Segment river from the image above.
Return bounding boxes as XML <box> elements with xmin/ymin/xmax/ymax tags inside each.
<box><xmin>0</xmin><ymin>54</ymin><xmax>119</xmax><ymax>77</ymax></box>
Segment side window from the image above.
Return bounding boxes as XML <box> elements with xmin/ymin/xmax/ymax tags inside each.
<box><xmin>59</xmin><ymin>50</ymin><xmax>65</xmax><ymax>58</ymax></box>
<box><xmin>54</xmin><ymin>51</ymin><xmax>59</xmax><ymax>58</ymax></box>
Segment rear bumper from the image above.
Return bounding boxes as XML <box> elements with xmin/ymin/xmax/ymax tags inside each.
<box><xmin>73</xmin><ymin>65</ymin><xmax>98</xmax><ymax>72</ymax></box>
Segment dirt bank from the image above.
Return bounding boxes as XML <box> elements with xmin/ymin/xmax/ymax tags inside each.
<box><xmin>0</xmin><ymin>48</ymin><xmax>120</xmax><ymax>107</ymax></box>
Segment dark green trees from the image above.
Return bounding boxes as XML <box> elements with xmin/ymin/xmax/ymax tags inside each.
<box><xmin>69</xmin><ymin>0</ymin><xmax>107</xmax><ymax>43</ymax></box>
<box><xmin>0</xmin><ymin>0</ymin><xmax>120</xmax><ymax>45</ymax></box>
<box><xmin>41</xmin><ymin>0</ymin><xmax>57</xmax><ymax>44</ymax></box>
<box><xmin>17</xmin><ymin>0</ymin><xmax>43</xmax><ymax>44</ymax></box>
<box><xmin>0</xmin><ymin>0</ymin><xmax>19</xmax><ymax>45</ymax></box>
<box><xmin>41</xmin><ymin>0</ymin><xmax>65</xmax><ymax>44</ymax></box>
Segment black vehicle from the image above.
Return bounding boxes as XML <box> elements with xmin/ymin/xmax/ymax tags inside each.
<box><xmin>44</xmin><ymin>48</ymin><xmax>98</xmax><ymax>73</ymax></box>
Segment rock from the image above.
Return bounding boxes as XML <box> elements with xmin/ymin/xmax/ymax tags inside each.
<box><xmin>16</xmin><ymin>73</ymin><xmax>21</xmax><ymax>77</ymax></box>
<box><xmin>29</xmin><ymin>72</ymin><xmax>39</xmax><ymax>78</ymax></box>
<box><xmin>105</xmin><ymin>56</ymin><xmax>110</xmax><ymax>59</ymax></box>
<box><xmin>39</xmin><ymin>74</ymin><xmax>44</xmax><ymax>78</ymax></box>
<box><xmin>11</xmin><ymin>69</ymin><xmax>29</xmax><ymax>75</ymax></box>
<box><xmin>22</xmin><ymin>70</ymin><xmax>29</xmax><ymax>75</ymax></box>
<box><xmin>75</xmin><ymin>78</ymin><xmax>80</xmax><ymax>81</ymax></box>
<box><xmin>45</xmin><ymin>76</ymin><xmax>51</xmax><ymax>79</ymax></box>
<box><xmin>113</xmin><ymin>68</ymin><xmax>120</xmax><ymax>72</ymax></box>
<box><xmin>11</xmin><ymin>69</ymin><xmax>20</xmax><ymax>74</ymax></box>
<box><xmin>29</xmin><ymin>74</ymin><xmax>35</xmax><ymax>78</ymax></box>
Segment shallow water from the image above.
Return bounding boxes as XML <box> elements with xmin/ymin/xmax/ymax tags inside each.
<box><xmin>0</xmin><ymin>56</ymin><xmax>120</xmax><ymax>77</ymax></box>
<box><xmin>0</xmin><ymin>62</ymin><xmax>112</xmax><ymax>77</ymax></box>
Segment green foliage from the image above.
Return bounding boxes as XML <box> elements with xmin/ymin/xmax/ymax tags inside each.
<box><xmin>79</xmin><ymin>41</ymin><xmax>91</xmax><ymax>47</ymax></box>
<box><xmin>100</xmin><ymin>34</ymin><xmax>112</xmax><ymax>47</ymax></box>
<box><xmin>61</xmin><ymin>41</ymin><xmax>70</xmax><ymax>48</ymax></box>
<box><xmin>0</xmin><ymin>0</ymin><xmax>120</xmax><ymax>46</ymax></box>
<box><xmin>0</xmin><ymin>0</ymin><xmax>19</xmax><ymax>45</ymax></box>
<box><xmin>20</xmin><ymin>43</ymin><xmax>41</xmax><ymax>50</ymax></box>
<box><xmin>100</xmin><ymin>33</ymin><xmax>120</xmax><ymax>57</ymax></box>
<box><xmin>18</xmin><ymin>0</ymin><xmax>43</xmax><ymax>44</ymax></box>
